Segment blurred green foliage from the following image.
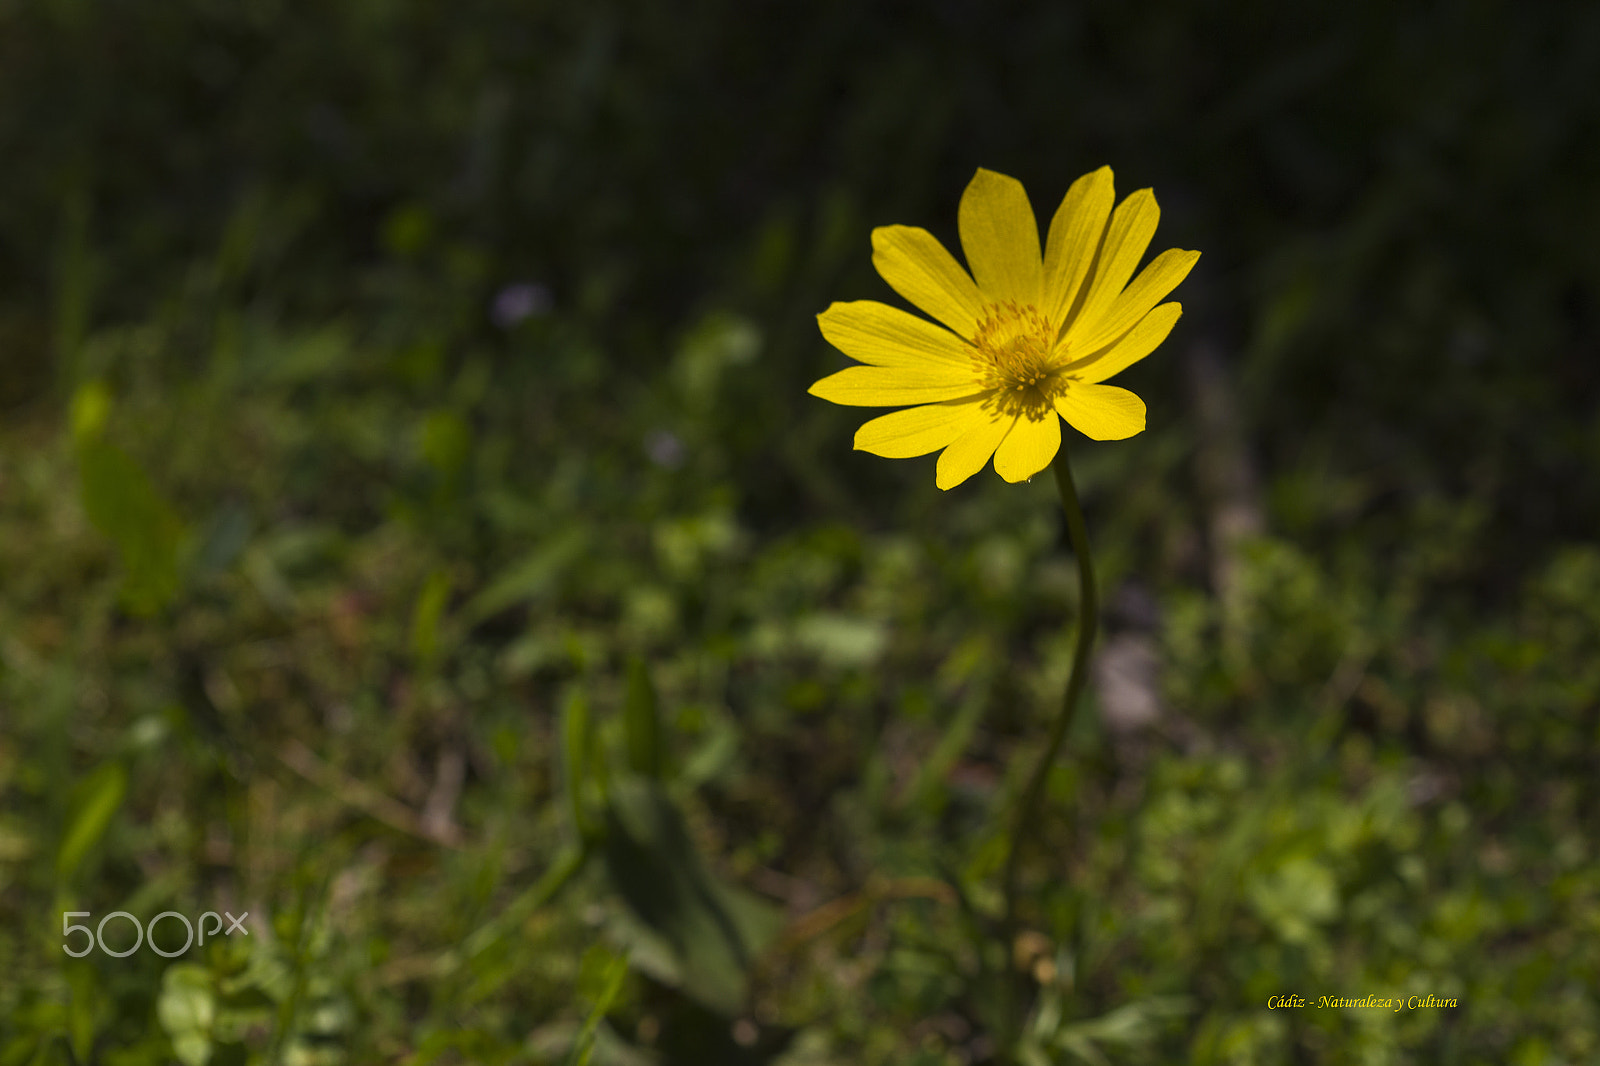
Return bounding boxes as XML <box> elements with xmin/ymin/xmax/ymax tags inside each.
<box><xmin>1</xmin><ymin>0</ymin><xmax>1599</xmax><ymax>1063</ymax></box>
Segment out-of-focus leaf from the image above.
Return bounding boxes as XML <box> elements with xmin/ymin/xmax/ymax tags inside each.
<box><xmin>256</xmin><ymin>323</ymin><xmax>350</xmax><ymax>386</ymax></box>
<box><xmin>411</xmin><ymin>568</ymin><xmax>452</xmax><ymax>666</ymax></box>
<box><xmin>562</xmin><ymin>687</ymin><xmax>596</xmax><ymax>839</ymax></box>
<box><xmin>459</xmin><ymin>527</ymin><xmax>586</xmax><ymax>626</ymax></box>
<box><xmin>157</xmin><ymin>965</ymin><xmax>216</xmax><ymax>1066</ymax></box>
<box><xmin>792</xmin><ymin>612</ymin><xmax>887</xmax><ymax>668</ymax></box>
<box><xmin>454</xmin><ymin>842</ymin><xmax>588</xmax><ymax>968</ymax></box>
<box><xmin>901</xmin><ymin>681</ymin><xmax>988</xmax><ymax>815</ymax></box>
<box><xmin>56</xmin><ymin>761</ymin><xmax>126</xmax><ymax>882</ymax></box>
<box><xmin>673</xmin><ymin>310</ymin><xmax>761</xmax><ymax>411</ymax></box>
<box><xmin>1051</xmin><ymin>996</ymin><xmax>1193</xmax><ymax>1063</ymax></box>
<box><xmin>78</xmin><ymin>438</ymin><xmax>184</xmax><ymax>615</ymax></box>
<box><xmin>563</xmin><ymin>947</ymin><xmax>629</xmax><ymax>1066</ymax></box>
<box><xmin>601</xmin><ymin>776</ymin><xmax>781</xmax><ymax>1015</ymax></box>
<box><xmin>69</xmin><ymin>379</ymin><xmax>111</xmax><ymax>442</ymax></box>
<box><xmin>65</xmin><ymin>962</ymin><xmax>100</xmax><ymax>1065</ymax></box>
<box><xmin>188</xmin><ymin>501</ymin><xmax>253</xmax><ymax>577</ymax></box>
<box><xmin>623</xmin><ymin>657</ymin><xmax>663</xmax><ymax>780</ymax></box>
<box><xmin>53</xmin><ymin>185</ymin><xmax>95</xmax><ymax>388</ymax></box>
<box><xmin>678</xmin><ymin>718</ymin><xmax>739</xmax><ymax>790</ymax></box>
<box><xmin>419</xmin><ymin>408</ymin><xmax>471</xmax><ymax>478</ymax></box>
<box><xmin>1246</xmin><ymin>854</ymin><xmax>1340</xmax><ymax>945</ymax></box>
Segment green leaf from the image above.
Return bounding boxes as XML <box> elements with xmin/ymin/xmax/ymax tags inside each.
<box><xmin>188</xmin><ymin>501</ymin><xmax>253</xmax><ymax>578</ymax></box>
<box><xmin>673</xmin><ymin>310</ymin><xmax>761</xmax><ymax>411</ymax></box>
<box><xmin>902</xmin><ymin>682</ymin><xmax>988</xmax><ymax>815</ymax></box>
<box><xmin>69</xmin><ymin>379</ymin><xmax>111</xmax><ymax>442</ymax></box>
<box><xmin>156</xmin><ymin>965</ymin><xmax>216</xmax><ymax>1066</ymax></box>
<box><xmin>1052</xmin><ymin>995</ymin><xmax>1193</xmax><ymax>1061</ymax></box>
<box><xmin>1246</xmin><ymin>854</ymin><xmax>1340</xmax><ymax>945</ymax></box>
<box><xmin>459</xmin><ymin>527</ymin><xmax>586</xmax><ymax>626</ymax></box>
<box><xmin>563</xmin><ymin>948</ymin><xmax>630</xmax><ymax>1066</ymax></box>
<box><xmin>623</xmin><ymin>657</ymin><xmax>663</xmax><ymax>780</ymax></box>
<box><xmin>56</xmin><ymin>761</ymin><xmax>126</xmax><ymax>882</ymax></box>
<box><xmin>410</xmin><ymin>568</ymin><xmax>452</xmax><ymax>666</ymax></box>
<box><xmin>455</xmin><ymin>842</ymin><xmax>588</xmax><ymax>967</ymax></box>
<box><xmin>562</xmin><ymin>687</ymin><xmax>596</xmax><ymax>839</ymax></box>
<box><xmin>601</xmin><ymin>776</ymin><xmax>781</xmax><ymax>1015</ymax></box>
<box><xmin>64</xmin><ymin>962</ymin><xmax>100</xmax><ymax>1065</ymax></box>
<box><xmin>792</xmin><ymin>612</ymin><xmax>887</xmax><ymax>668</ymax></box>
<box><xmin>53</xmin><ymin>185</ymin><xmax>96</xmax><ymax>389</ymax></box>
<box><xmin>419</xmin><ymin>408</ymin><xmax>471</xmax><ymax>478</ymax></box>
<box><xmin>77</xmin><ymin>438</ymin><xmax>184</xmax><ymax>615</ymax></box>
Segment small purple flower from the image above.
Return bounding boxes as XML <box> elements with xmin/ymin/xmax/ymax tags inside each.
<box><xmin>644</xmin><ymin>430</ymin><xmax>686</xmax><ymax>469</ymax></box>
<box><xmin>490</xmin><ymin>282</ymin><xmax>552</xmax><ymax>329</ymax></box>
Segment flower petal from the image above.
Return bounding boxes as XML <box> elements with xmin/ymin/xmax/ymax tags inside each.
<box><xmin>1054</xmin><ymin>383</ymin><xmax>1146</xmax><ymax>440</ymax></box>
<box><xmin>936</xmin><ymin>403</ymin><xmax>1016</xmax><ymax>490</ymax></box>
<box><xmin>992</xmin><ymin>409</ymin><xmax>1062</xmax><ymax>482</ymax></box>
<box><xmin>1065</xmin><ymin>302</ymin><xmax>1183</xmax><ymax>385</ymax></box>
<box><xmin>872</xmin><ymin>225</ymin><xmax>985</xmax><ymax>339</ymax></box>
<box><xmin>853</xmin><ymin>396</ymin><xmax>993</xmax><ymax>458</ymax></box>
<box><xmin>957</xmin><ymin>168</ymin><xmax>1043</xmax><ymax>308</ymax></box>
<box><xmin>1069</xmin><ymin>249</ymin><xmax>1198</xmax><ymax>355</ymax></box>
<box><xmin>808</xmin><ymin>364</ymin><xmax>985</xmax><ymax>407</ymax></box>
<box><xmin>1042</xmin><ymin>166</ymin><xmax>1115</xmax><ymax>332</ymax></box>
<box><xmin>817</xmin><ymin>300</ymin><xmax>972</xmax><ymax>369</ymax></box>
<box><xmin>1063</xmin><ymin>188</ymin><xmax>1160</xmax><ymax>349</ymax></box>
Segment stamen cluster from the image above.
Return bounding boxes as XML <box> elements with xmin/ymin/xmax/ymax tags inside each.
<box><xmin>969</xmin><ymin>301</ymin><xmax>1068</xmax><ymax>416</ymax></box>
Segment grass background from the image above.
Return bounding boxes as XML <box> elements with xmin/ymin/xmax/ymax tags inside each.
<box><xmin>1</xmin><ymin>0</ymin><xmax>1598</xmax><ymax>1062</ymax></box>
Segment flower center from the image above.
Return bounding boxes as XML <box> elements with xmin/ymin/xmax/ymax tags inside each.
<box><xmin>968</xmin><ymin>301</ymin><xmax>1067</xmax><ymax>415</ymax></box>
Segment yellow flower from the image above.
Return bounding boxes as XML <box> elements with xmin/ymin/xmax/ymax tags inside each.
<box><xmin>808</xmin><ymin>167</ymin><xmax>1199</xmax><ymax>489</ymax></box>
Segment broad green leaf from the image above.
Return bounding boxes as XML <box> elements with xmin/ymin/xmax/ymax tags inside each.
<box><xmin>157</xmin><ymin>965</ymin><xmax>216</xmax><ymax>1066</ymax></box>
<box><xmin>77</xmin><ymin>438</ymin><xmax>184</xmax><ymax>615</ymax></box>
<box><xmin>56</xmin><ymin>761</ymin><xmax>126</xmax><ymax>882</ymax></box>
<box><xmin>601</xmin><ymin>776</ymin><xmax>781</xmax><ymax>1015</ymax></box>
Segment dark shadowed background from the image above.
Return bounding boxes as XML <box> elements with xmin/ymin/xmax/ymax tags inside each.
<box><xmin>1</xmin><ymin>1</ymin><xmax>1597</xmax><ymax>1063</ymax></box>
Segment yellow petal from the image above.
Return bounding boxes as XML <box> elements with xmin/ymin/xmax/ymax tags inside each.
<box><xmin>992</xmin><ymin>409</ymin><xmax>1062</xmax><ymax>482</ymax></box>
<box><xmin>808</xmin><ymin>364</ymin><xmax>984</xmax><ymax>407</ymax></box>
<box><xmin>935</xmin><ymin>404</ymin><xmax>1015</xmax><ymax>490</ymax></box>
<box><xmin>1042</xmin><ymin>166</ymin><xmax>1115</xmax><ymax>332</ymax></box>
<box><xmin>871</xmin><ymin>225</ymin><xmax>985</xmax><ymax>339</ymax></box>
<box><xmin>1054</xmin><ymin>383</ymin><xmax>1146</xmax><ymax>440</ymax></box>
<box><xmin>1069</xmin><ymin>249</ymin><xmax>1198</xmax><ymax>355</ymax></box>
<box><xmin>1063</xmin><ymin>188</ymin><xmax>1159</xmax><ymax>349</ymax></box>
<box><xmin>853</xmin><ymin>396</ymin><xmax>993</xmax><ymax>458</ymax></box>
<box><xmin>957</xmin><ymin>168</ymin><xmax>1043</xmax><ymax>307</ymax></box>
<box><xmin>1065</xmin><ymin>302</ymin><xmax>1183</xmax><ymax>385</ymax></box>
<box><xmin>817</xmin><ymin>300</ymin><xmax>972</xmax><ymax>369</ymax></box>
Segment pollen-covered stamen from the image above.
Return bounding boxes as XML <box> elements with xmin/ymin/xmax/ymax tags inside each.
<box><xmin>968</xmin><ymin>301</ymin><xmax>1068</xmax><ymax>414</ymax></box>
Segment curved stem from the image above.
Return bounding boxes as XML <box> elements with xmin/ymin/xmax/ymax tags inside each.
<box><xmin>998</xmin><ymin>448</ymin><xmax>1099</xmax><ymax>1055</ymax></box>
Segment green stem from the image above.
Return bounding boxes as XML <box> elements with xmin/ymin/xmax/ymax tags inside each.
<box><xmin>998</xmin><ymin>448</ymin><xmax>1099</xmax><ymax>1056</ymax></box>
